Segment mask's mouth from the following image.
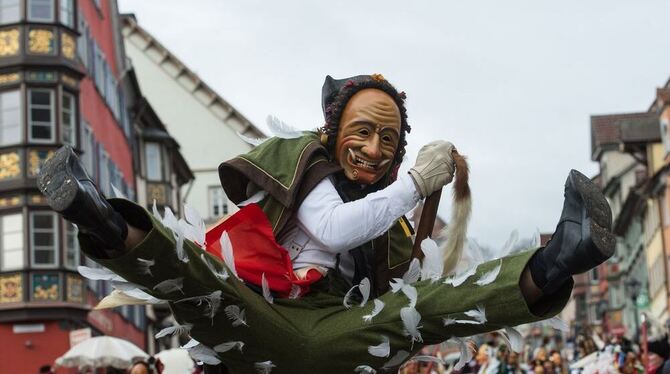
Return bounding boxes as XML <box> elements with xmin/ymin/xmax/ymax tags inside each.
<box><xmin>347</xmin><ymin>148</ymin><xmax>391</xmax><ymax>171</ymax></box>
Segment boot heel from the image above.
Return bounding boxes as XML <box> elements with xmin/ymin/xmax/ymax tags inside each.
<box><xmin>38</xmin><ymin>147</ymin><xmax>80</xmax><ymax>212</ymax></box>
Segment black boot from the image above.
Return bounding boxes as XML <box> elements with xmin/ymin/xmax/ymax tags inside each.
<box><xmin>529</xmin><ymin>169</ymin><xmax>615</xmax><ymax>294</ymax></box>
<box><xmin>37</xmin><ymin>146</ymin><xmax>128</xmax><ymax>256</ymax></box>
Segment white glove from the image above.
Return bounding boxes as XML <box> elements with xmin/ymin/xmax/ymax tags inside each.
<box><xmin>408</xmin><ymin>140</ymin><xmax>456</xmax><ymax>198</ymax></box>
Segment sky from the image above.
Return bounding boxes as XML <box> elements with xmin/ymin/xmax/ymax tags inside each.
<box><xmin>118</xmin><ymin>0</ymin><xmax>670</xmax><ymax>250</ymax></box>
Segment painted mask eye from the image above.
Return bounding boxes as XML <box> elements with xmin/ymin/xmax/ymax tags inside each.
<box><xmin>382</xmin><ymin>135</ymin><xmax>392</xmax><ymax>143</ymax></box>
<box><xmin>358</xmin><ymin>129</ymin><xmax>369</xmax><ymax>136</ymax></box>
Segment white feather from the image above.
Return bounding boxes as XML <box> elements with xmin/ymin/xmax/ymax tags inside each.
<box><xmin>181</xmin><ymin>339</ymin><xmax>200</xmax><ymax>349</ymax></box>
<box><xmin>420</xmin><ymin>237</ymin><xmax>444</xmax><ymax>282</ymax></box>
<box><xmin>200</xmin><ymin>253</ymin><xmax>228</xmax><ymax>281</ymax></box>
<box><xmin>161</xmin><ymin>207</ymin><xmax>180</xmax><ymax>234</ymax></box>
<box><xmin>119</xmin><ymin>288</ymin><xmax>163</xmax><ymax>304</ymax></box>
<box><xmin>362</xmin><ymin>299</ymin><xmax>385</xmax><ymax>323</ymax></box>
<box><xmin>178</xmin><ymin>219</ymin><xmax>199</xmax><ymax>246</ymax></box>
<box><xmin>254</xmin><ymin>360</ymin><xmax>276</xmax><ymax>374</ymax></box>
<box><xmin>367</xmin><ymin>336</ymin><xmax>390</xmax><ymax>358</ymax></box>
<box><xmin>383</xmin><ymin>350</ymin><xmax>410</xmax><ymax>370</ymax></box>
<box><xmin>94</xmin><ymin>289</ymin><xmax>163</xmax><ymax>309</ymax></box>
<box><xmin>237</xmin><ymin>132</ymin><xmax>267</xmax><ymax>146</ymax></box>
<box><xmin>288</xmin><ymin>284</ymin><xmax>302</xmax><ymax>299</ymax></box>
<box><xmin>403</xmin><ymin>258</ymin><xmax>421</xmax><ymax>284</ymax></box>
<box><xmin>175</xmin><ymin>290</ymin><xmax>223</xmax><ymax>324</ymax></box>
<box><xmin>503</xmin><ymin>326</ymin><xmax>524</xmax><ymax>352</ymax></box>
<box><xmin>187</xmin><ymin>344</ymin><xmax>221</xmax><ymax>365</ymax></box>
<box><xmin>464</xmin><ymin>305</ymin><xmax>487</xmax><ymax>324</ymax></box>
<box><xmin>545</xmin><ymin>316</ymin><xmax>569</xmax><ymax>332</ymax></box>
<box><xmin>444</xmin><ymin>265</ymin><xmax>477</xmax><ymax>287</ymax></box>
<box><xmin>110</xmin><ymin>184</ymin><xmax>126</xmax><ymax>199</ymax></box>
<box><xmin>412</xmin><ymin>355</ymin><xmax>445</xmax><ymax>365</ymax></box>
<box><xmin>401</xmin><ymin>284</ymin><xmax>418</xmax><ymax>308</ymax></box>
<box><xmin>359</xmin><ymin>278</ymin><xmax>370</xmax><ymax>307</ymax></box>
<box><xmin>152</xmin><ymin>277</ymin><xmax>185</xmax><ymax>295</ymax></box>
<box><xmin>262</xmin><ymin>273</ymin><xmax>273</xmax><ymax>304</ymax></box>
<box><xmin>500</xmin><ymin>229</ymin><xmax>519</xmax><ymax>257</ymax></box>
<box><xmin>453</xmin><ymin>337</ymin><xmax>473</xmax><ymax>371</ymax></box>
<box><xmin>224</xmin><ymin>305</ymin><xmax>248</xmax><ymax>327</ymax></box>
<box><xmin>238</xmin><ymin>190</ymin><xmax>268</xmax><ymax>207</ymax></box>
<box><xmin>443</xmin><ymin>317</ymin><xmax>483</xmax><ymax>326</ymax></box>
<box><xmin>400</xmin><ymin>306</ymin><xmax>423</xmax><ymax>347</ymax></box>
<box><xmin>77</xmin><ymin>265</ymin><xmax>124</xmax><ymax>281</ymax></box>
<box><xmin>184</xmin><ymin>204</ymin><xmax>206</xmax><ymax>246</ymax></box>
<box><xmin>136</xmin><ymin>258</ymin><xmax>155</xmax><ymax>277</ymax></box>
<box><xmin>475</xmin><ymin>259</ymin><xmax>502</xmax><ymax>286</ymax></box>
<box><xmin>354</xmin><ymin>365</ymin><xmax>377</xmax><ymax>373</ymax></box>
<box><xmin>389</xmin><ymin>278</ymin><xmax>404</xmax><ymax>293</ymax></box>
<box><xmin>266</xmin><ymin>115</ymin><xmax>302</xmax><ymax>139</ymax></box>
<box><xmin>531</xmin><ymin>228</ymin><xmax>541</xmax><ymax>248</ymax></box>
<box><xmin>213</xmin><ymin>341</ymin><xmax>245</xmax><ymax>353</ymax></box>
<box><xmin>111</xmin><ymin>280</ymin><xmax>144</xmax><ymax>292</ymax></box>
<box><xmin>220</xmin><ymin>231</ymin><xmax>239</xmax><ymax>279</ymax></box>
<box><xmin>155</xmin><ymin>323</ymin><xmax>192</xmax><ymax>339</ymax></box>
<box><xmin>152</xmin><ymin>199</ymin><xmax>161</xmax><ymax>221</ymax></box>
<box><xmin>175</xmin><ymin>229</ymin><xmax>189</xmax><ymax>263</ymax></box>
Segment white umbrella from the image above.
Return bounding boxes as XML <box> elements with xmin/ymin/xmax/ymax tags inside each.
<box><xmin>55</xmin><ymin>335</ymin><xmax>149</xmax><ymax>369</ymax></box>
<box><xmin>155</xmin><ymin>348</ymin><xmax>195</xmax><ymax>374</ymax></box>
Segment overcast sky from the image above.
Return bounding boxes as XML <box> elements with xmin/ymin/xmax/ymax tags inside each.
<box><xmin>118</xmin><ymin>0</ymin><xmax>670</xmax><ymax>250</ymax></box>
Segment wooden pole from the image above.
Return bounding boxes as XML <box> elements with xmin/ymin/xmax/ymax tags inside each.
<box><xmin>411</xmin><ymin>188</ymin><xmax>442</xmax><ymax>260</ymax></box>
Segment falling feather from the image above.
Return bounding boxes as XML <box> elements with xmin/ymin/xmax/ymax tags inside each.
<box><xmin>359</xmin><ymin>278</ymin><xmax>370</xmax><ymax>307</ymax></box>
<box><xmin>443</xmin><ymin>317</ymin><xmax>482</xmax><ymax>326</ymax></box>
<box><xmin>136</xmin><ymin>258</ymin><xmax>155</xmax><ymax>277</ymax></box>
<box><xmin>152</xmin><ymin>278</ymin><xmax>185</xmax><ymax>295</ymax></box>
<box><xmin>238</xmin><ymin>190</ymin><xmax>268</xmax><ymax>207</ymax></box>
<box><xmin>213</xmin><ymin>341</ymin><xmax>245</xmax><ymax>353</ymax></box>
<box><xmin>403</xmin><ymin>258</ymin><xmax>421</xmax><ymax>284</ymax></box>
<box><xmin>237</xmin><ymin>132</ymin><xmax>267</xmax><ymax>146</ymax></box>
<box><xmin>111</xmin><ymin>280</ymin><xmax>145</xmax><ymax>292</ymax></box>
<box><xmin>400</xmin><ymin>307</ymin><xmax>423</xmax><ymax>346</ymax></box>
<box><xmin>175</xmin><ymin>290</ymin><xmax>222</xmax><ymax>325</ymax></box>
<box><xmin>464</xmin><ymin>305</ymin><xmax>487</xmax><ymax>324</ymax></box>
<box><xmin>444</xmin><ymin>265</ymin><xmax>477</xmax><ymax>287</ymax></box>
<box><xmin>266</xmin><ymin>115</ymin><xmax>302</xmax><ymax>139</ymax></box>
<box><xmin>184</xmin><ymin>204</ymin><xmax>206</xmax><ymax>246</ymax></box>
<box><xmin>155</xmin><ymin>323</ymin><xmax>193</xmax><ymax>339</ymax></box>
<box><xmin>110</xmin><ymin>184</ymin><xmax>126</xmax><ymax>199</ymax></box>
<box><xmin>178</xmin><ymin>219</ymin><xmax>199</xmax><ymax>246</ymax></box>
<box><xmin>94</xmin><ymin>289</ymin><xmax>163</xmax><ymax>309</ymax></box>
<box><xmin>544</xmin><ymin>316</ymin><xmax>569</xmax><ymax>332</ymax></box>
<box><xmin>354</xmin><ymin>365</ymin><xmax>377</xmax><ymax>374</ymax></box>
<box><xmin>187</xmin><ymin>344</ymin><xmax>221</xmax><ymax>365</ymax></box>
<box><xmin>389</xmin><ymin>278</ymin><xmax>403</xmax><ymax>293</ymax></box>
<box><xmin>401</xmin><ymin>284</ymin><xmax>418</xmax><ymax>308</ymax></box>
<box><xmin>420</xmin><ymin>237</ymin><xmax>444</xmax><ymax>282</ymax></box>
<box><xmin>288</xmin><ymin>284</ymin><xmax>302</xmax><ymax>299</ymax></box>
<box><xmin>161</xmin><ymin>207</ymin><xmax>181</xmax><ymax>234</ymax></box>
<box><xmin>181</xmin><ymin>339</ymin><xmax>200</xmax><ymax>349</ymax></box>
<box><xmin>367</xmin><ymin>336</ymin><xmax>390</xmax><ymax>358</ymax></box>
<box><xmin>531</xmin><ymin>228</ymin><xmax>541</xmax><ymax>248</ymax></box>
<box><xmin>173</xmin><ymin>229</ymin><xmax>189</xmax><ymax>263</ymax></box>
<box><xmin>500</xmin><ymin>229</ymin><xmax>519</xmax><ymax>257</ymax></box>
<box><xmin>120</xmin><ymin>288</ymin><xmax>164</xmax><ymax>304</ymax></box>
<box><xmin>220</xmin><ymin>232</ymin><xmax>239</xmax><ymax>279</ymax></box>
<box><xmin>383</xmin><ymin>350</ymin><xmax>410</xmax><ymax>370</ymax></box>
<box><xmin>362</xmin><ymin>299</ymin><xmax>385</xmax><ymax>323</ymax></box>
<box><xmin>412</xmin><ymin>356</ymin><xmax>445</xmax><ymax>365</ymax></box>
<box><xmin>152</xmin><ymin>199</ymin><xmax>162</xmax><ymax>221</ymax></box>
<box><xmin>474</xmin><ymin>259</ymin><xmax>502</xmax><ymax>286</ymax></box>
<box><xmin>77</xmin><ymin>265</ymin><xmax>125</xmax><ymax>282</ymax></box>
<box><xmin>453</xmin><ymin>337</ymin><xmax>473</xmax><ymax>371</ymax></box>
<box><xmin>200</xmin><ymin>253</ymin><xmax>228</xmax><ymax>281</ymax></box>
<box><xmin>503</xmin><ymin>326</ymin><xmax>524</xmax><ymax>353</ymax></box>
<box><xmin>254</xmin><ymin>360</ymin><xmax>276</xmax><ymax>374</ymax></box>
<box><xmin>224</xmin><ymin>305</ymin><xmax>248</xmax><ymax>327</ymax></box>
<box><xmin>262</xmin><ymin>273</ymin><xmax>273</xmax><ymax>304</ymax></box>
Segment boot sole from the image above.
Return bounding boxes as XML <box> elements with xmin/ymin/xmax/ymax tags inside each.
<box><xmin>37</xmin><ymin>146</ymin><xmax>80</xmax><ymax>213</ymax></box>
<box><xmin>568</xmin><ymin>169</ymin><xmax>616</xmax><ymax>259</ymax></box>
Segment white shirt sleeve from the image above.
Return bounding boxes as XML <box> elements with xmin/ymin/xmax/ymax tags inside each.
<box><xmin>294</xmin><ymin>173</ymin><xmax>421</xmax><ymax>253</ymax></box>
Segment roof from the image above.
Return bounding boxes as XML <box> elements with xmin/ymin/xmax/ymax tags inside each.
<box><xmin>119</xmin><ymin>14</ymin><xmax>265</xmax><ymax>139</ymax></box>
<box><xmin>590</xmin><ymin>112</ymin><xmax>660</xmax><ymax>160</ymax></box>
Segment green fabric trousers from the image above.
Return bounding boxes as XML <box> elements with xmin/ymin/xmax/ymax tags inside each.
<box><xmin>85</xmin><ymin>200</ymin><xmax>573</xmax><ymax>374</ymax></box>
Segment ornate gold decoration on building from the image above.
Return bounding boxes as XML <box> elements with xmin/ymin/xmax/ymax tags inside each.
<box><xmin>66</xmin><ymin>274</ymin><xmax>83</xmax><ymax>303</ymax></box>
<box><xmin>61</xmin><ymin>32</ymin><xmax>75</xmax><ymax>59</ymax></box>
<box><xmin>32</xmin><ymin>273</ymin><xmax>60</xmax><ymax>301</ymax></box>
<box><xmin>0</xmin><ymin>28</ymin><xmax>20</xmax><ymax>56</ymax></box>
<box><xmin>29</xmin><ymin>194</ymin><xmax>45</xmax><ymax>204</ymax></box>
<box><xmin>0</xmin><ymin>152</ymin><xmax>20</xmax><ymax>180</ymax></box>
<box><xmin>26</xmin><ymin>71</ymin><xmax>56</xmax><ymax>82</ymax></box>
<box><xmin>29</xmin><ymin>29</ymin><xmax>55</xmax><ymax>54</ymax></box>
<box><xmin>0</xmin><ymin>73</ymin><xmax>19</xmax><ymax>85</ymax></box>
<box><xmin>0</xmin><ymin>274</ymin><xmax>23</xmax><ymax>303</ymax></box>
<box><xmin>61</xmin><ymin>74</ymin><xmax>77</xmax><ymax>87</ymax></box>
<box><xmin>0</xmin><ymin>196</ymin><xmax>21</xmax><ymax>207</ymax></box>
<box><xmin>147</xmin><ymin>183</ymin><xmax>168</xmax><ymax>206</ymax></box>
<box><xmin>28</xmin><ymin>149</ymin><xmax>55</xmax><ymax>177</ymax></box>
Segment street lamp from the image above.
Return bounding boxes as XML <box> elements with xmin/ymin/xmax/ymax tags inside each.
<box><xmin>625</xmin><ymin>279</ymin><xmax>641</xmax><ymax>340</ymax></box>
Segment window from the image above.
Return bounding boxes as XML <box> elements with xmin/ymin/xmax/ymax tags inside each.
<box><xmin>209</xmin><ymin>186</ymin><xmax>228</xmax><ymax>218</ymax></box>
<box><xmin>76</xmin><ymin>12</ymin><xmax>88</xmax><ymax>66</ymax></box>
<box><xmin>59</xmin><ymin>0</ymin><xmax>73</xmax><ymax>27</ymax></box>
<box><xmin>0</xmin><ymin>90</ymin><xmax>21</xmax><ymax>146</ymax></box>
<box><xmin>28</xmin><ymin>89</ymin><xmax>54</xmax><ymax>142</ymax></box>
<box><xmin>1</xmin><ymin>213</ymin><xmax>23</xmax><ymax>270</ymax></box>
<box><xmin>590</xmin><ymin>267</ymin><xmax>599</xmax><ymax>283</ymax></box>
<box><xmin>30</xmin><ymin>211</ymin><xmax>57</xmax><ymax>267</ymax></box>
<box><xmin>145</xmin><ymin>142</ymin><xmax>163</xmax><ymax>181</ymax></box>
<box><xmin>81</xmin><ymin>123</ymin><xmax>95</xmax><ymax>176</ymax></box>
<box><xmin>28</xmin><ymin>0</ymin><xmax>54</xmax><ymax>22</ymax></box>
<box><xmin>61</xmin><ymin>91</ymin><xmax>76</xmax><ymax>146</ymax></box>
<box><xmin>0</xmin><ymin>0</ymin><xmax>20</xmax><ymax>24</ymax></box>
<box><xmin>98</xmin><ymin>148</ymin><xmax>109</xmax><ymax>195</ymax></box>
<box><xmin>63</xmin><ymin>220</ymin><xmax>78</xmax><ymax>269</ymax></box>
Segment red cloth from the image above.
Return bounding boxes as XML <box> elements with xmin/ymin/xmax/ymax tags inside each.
<box><xmin>204</xmin><ymin>204</ymin><xmax>322</xmax><ymax>297</ymax></box>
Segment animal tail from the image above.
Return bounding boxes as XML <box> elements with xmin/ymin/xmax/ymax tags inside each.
<box><xmin>442</xmin><ymin>151</ymin><xmax>472</xmax><ymax>275</ymax></box>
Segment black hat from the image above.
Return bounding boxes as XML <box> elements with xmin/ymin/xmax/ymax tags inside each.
<box><xmin>319</xmin><ymin>74</ymin><xmax>410</xmax><ymax>169</ymax></box>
